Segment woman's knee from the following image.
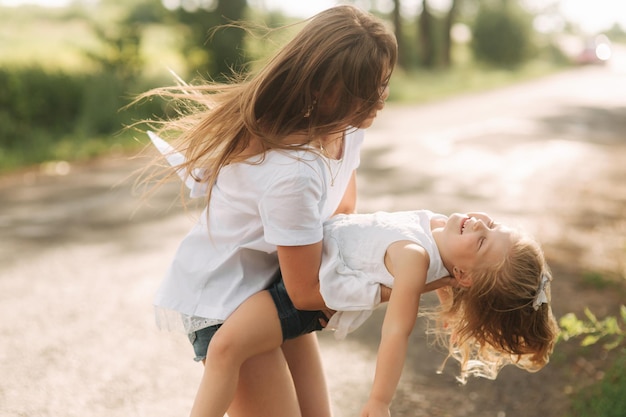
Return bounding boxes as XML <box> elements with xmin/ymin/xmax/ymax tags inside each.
<box><xmin>205</xmin><ymin>328</ymin><xmax>242</xmax><ymax>365</ymax></box>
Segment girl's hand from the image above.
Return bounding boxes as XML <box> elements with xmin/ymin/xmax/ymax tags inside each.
<box><xmin>360</xmin><ymin>399</ymin><xmax>391</xmax><ymax>417</ymax></box>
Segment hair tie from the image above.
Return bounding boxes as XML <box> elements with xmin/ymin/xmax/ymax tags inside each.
<box><xmin>532</xmin><ymin>273</ymin><xmax>550</xmax><ymax>311</ymax></box>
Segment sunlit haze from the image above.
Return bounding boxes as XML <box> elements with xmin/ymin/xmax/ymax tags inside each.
<box><xmin>1</xmin><ymin>0</ymin><xmax>625</xmax><ymax>34</ymax></box>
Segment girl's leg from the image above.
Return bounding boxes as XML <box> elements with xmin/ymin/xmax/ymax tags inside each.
<box><xmin>283</xmin><ymin>333</ymin><xmax>333</xmax><ymax>417</ymax></box>
<box><xmin>189</xmin><ymin>290</ymin><xmax>286</xmax><ymax>417</ymax></box>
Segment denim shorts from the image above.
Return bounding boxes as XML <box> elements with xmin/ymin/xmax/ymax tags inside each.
<box><xmin>267</xmin><ymin>277</ymin><xmax>327</xmax><ymax>340</ymax></box>
<box><xmin>188</xmin><ymin>324</ymin><xmax>222</xmax><ymax>362</ymax></box>
<box><xmin>188</xmin><ymin>274</ymin><xmax>326</xmax><ymax>362</ymax></box>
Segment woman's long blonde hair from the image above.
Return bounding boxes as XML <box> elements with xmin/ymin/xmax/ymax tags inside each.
<box><xmin>427</xmin><ymin>232</ymin><xmax>560</xmax><ymax>384</ymax></box>
<box><xmin>137</xmin><ymin>5</ymin><xmax>397</xmax><ymax>204</ymax></box>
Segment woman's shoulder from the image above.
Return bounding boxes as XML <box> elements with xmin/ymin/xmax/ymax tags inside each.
<box><xmin>232</xmin><ymin>147</ymin><xmax>321</xmax><ymax>173</ymax></box>
<box><xmin>262</xmin><ymin>148</ymin><xmax>326</xmax><ymax>177</ymax></box>
<box><xmin>225</xmin><ymin>149</ymin><xmax>325</xmax><ymax>198</ymax></box>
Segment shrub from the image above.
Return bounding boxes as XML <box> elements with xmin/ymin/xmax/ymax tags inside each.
<box><xmin>0</xmin><ymin>66</ymin><xmax>163</xmax><ymax>170</ymax></box>
<box><xmin>471</xmin><ymin>3</ymin><xmax>535</xmax><ymax>68</ymax></box>
<box><xmin>0</xmin><ymin>67</ymin><xmax>83</xmax><ymax>149</ymax></box>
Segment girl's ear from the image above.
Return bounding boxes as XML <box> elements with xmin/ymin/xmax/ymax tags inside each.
<box><xmin>453</xmin><ymin>267</ymin><xmax>473</xmax><ymax>288</ymax></box>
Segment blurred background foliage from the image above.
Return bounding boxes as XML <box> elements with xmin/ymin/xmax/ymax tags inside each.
<box><xmin>2</xmin><ymin>0</ymin><xmax>623</xmax><ymax>172</ymax></box>
<box><xmin>0</xmin><ymin>0</ymin><xmax>622</xmax><ymax>171</ymax></box>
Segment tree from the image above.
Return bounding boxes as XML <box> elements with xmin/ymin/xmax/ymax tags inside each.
<box><xmin>471</xmin><ymin>1</ymin><xmax>535</xmax><ymax>68</ymax></box>
<box><xmin>418</xmin><ymin>0</ymin><xmax>435</xmax><ymax>68</ymax></box>
<box><xmin>391</xmin><ymin>0</ymin><xmax>408</xmax><ymax>69</ymax></box>
<box><xmin>169</xmin><ymin>0</ymin><xmax>248</xmax><ymax>80</ymax></box>
<box><xmin>85</xmin><ymin>20</ymin><xmax>144</xmax><ymax>84</ymax></box>
<box><xmin>441</xmin><ymin>0</ymin><xmax>459</xmax><ymax>67</ymax></box>
<box><xmin>211</xmin><ymin>0</ymin><xmax>248</xmax><ymax>77</ymax></box>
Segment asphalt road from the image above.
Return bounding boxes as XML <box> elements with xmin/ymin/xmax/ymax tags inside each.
<box><xmin>1</xmin><ymin>51</ymin><xmax>625</xmax><ymax>417</ymax></box>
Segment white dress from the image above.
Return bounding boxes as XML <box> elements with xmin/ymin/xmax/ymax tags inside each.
<box><xmin>319</xmin><ymin>210</ymin><xmax>449</xmax><ymax>339</ymax></box>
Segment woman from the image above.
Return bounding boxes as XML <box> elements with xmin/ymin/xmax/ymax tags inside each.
<box><xmin>140</xmin><ymin>6</ymin><xmax>398</xmax><ymax>417</ymax></box>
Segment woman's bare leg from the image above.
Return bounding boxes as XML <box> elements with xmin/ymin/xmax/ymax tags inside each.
<box><xmin>283</xmin><ymin>333</ymin><xmax>333</xmax><ymax>417</ymax></box>
<box><xmin>227</xmin><ymin>348</ymin><xmax>301</xmax><ymax>417</ymax></box>
<box><xmin>189</xmin><ymin>291</ymin><xmax>287</xmax><ymax>417</ymax></box>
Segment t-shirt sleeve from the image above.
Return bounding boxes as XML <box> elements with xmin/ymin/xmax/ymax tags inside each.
<box><xmin>259</xmin><ymin>165</ymin><xmax>324</xmax><ymax>246</ymax></box>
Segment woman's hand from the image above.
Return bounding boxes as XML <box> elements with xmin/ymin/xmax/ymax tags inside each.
<box><xmin>317</xmin><ymin>308</ymin><xmax>336</xmax><ymax>328</ymax></box>
<box><xmin>380</xmin><ymin>285</ymin><xmax>392</xmax><ymax>302</ymax></box>
<box><xmin>379</xmin><ymin>270</ymin><xmax>457</xmax><ymax>304</ymax></box>
<box><xmin>422</xmin><ymin>276</ymin><xmax>457</xmax><ymax>293</ymax></box>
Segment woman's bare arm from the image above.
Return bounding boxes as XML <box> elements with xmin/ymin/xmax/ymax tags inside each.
<box><xmin>335</xmin><ymin>171</ymin><xmax>396</xmax><ymax>303</ymax></box>
<box><xmin>277</xmin><ymin>242</ymin><xmax>326</xmax><ymax>310</ymax></box>
<box><xmin>423</xmin><ymin>276</ymin><xmax>456</xmax><ymax>294</ymax></box>
<box><xmin>333</xmin><ymin>171</ymin><xmax>357</xmax><ymax>215</ymax></box>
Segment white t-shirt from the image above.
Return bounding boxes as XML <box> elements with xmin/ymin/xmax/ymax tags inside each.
<box><xmin>153</xmin><ymin>129</ymin><xmax>364</xmax><ymax>333</ymax></box>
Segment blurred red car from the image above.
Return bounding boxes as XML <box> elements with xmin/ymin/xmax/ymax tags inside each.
<box><xmin>576</xmin><ymin>34</ymin><xmax>612</xmax><ymax>65</ymax></box>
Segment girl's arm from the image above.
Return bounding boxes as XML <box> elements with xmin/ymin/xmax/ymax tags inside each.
<box><xmin>361</xmin><ymin>241</ymin><xmax>428</xmax><ymax>417</ymax></box>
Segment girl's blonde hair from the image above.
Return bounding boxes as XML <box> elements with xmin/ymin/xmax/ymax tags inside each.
<box><xmin>429</xmin><ymin>232</ymin><xmax>559</xmax><ymax>384</ymax></box>
<box><xmin>137</xmin><ymin>5</ymin><xmax>397</xmax><ymax>204</ymax></box>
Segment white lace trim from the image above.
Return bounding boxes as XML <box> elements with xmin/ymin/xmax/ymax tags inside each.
<box><xmin>154</xmin><ymin>307</ymin><xmax>224</xmax><ymax>334</ymax></box>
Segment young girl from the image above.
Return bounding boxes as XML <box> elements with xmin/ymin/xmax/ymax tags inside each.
<box><xmin>189</xmin><ymin>210</ymin><xmax>559</xmax><ymax>417</ymax></box>
<box><xmin>139</xmin><ymin>6</ymin><xmax>397</xmax><ymax>417</ymax></box>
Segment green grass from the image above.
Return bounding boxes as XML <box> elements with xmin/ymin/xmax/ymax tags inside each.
<box><xmin>388</xmin><ymin>52</ymin><xmax>567</xmax><ymax>104</ymax></box>
<box><xmin>567</xmin><ymin>352</ymin><xmax>626</xmax><ymax>417</ymax></box>
<box><xmin>0</xmin><ymin>129</ymin><xmax>145</xmax><ymax>174</ymax></box>
<box><xmin>580</xmin><ymin>271</ymin><xmax>614</xmax><ymax>290</ymax></box>
<box><xmin>0</xmin><ymin>9</ymin><xmax>100</xmax><ymax>71</ymax></box>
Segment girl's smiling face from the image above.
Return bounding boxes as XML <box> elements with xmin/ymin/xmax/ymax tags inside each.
<box><xmin>433</xmin><ymin>212</ymin><xmax>515</xmax><ymax>281</ymax></box>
